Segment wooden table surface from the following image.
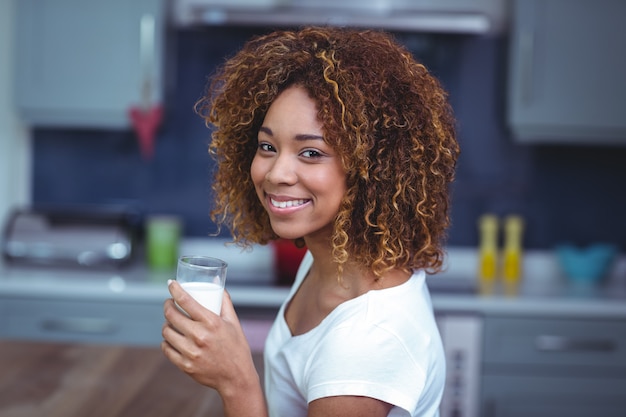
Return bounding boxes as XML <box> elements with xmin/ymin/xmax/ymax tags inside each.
<box><xmin>0</xmin><ymin>340</ymin><xmax>264</xmax><ymax>417</ymax></box>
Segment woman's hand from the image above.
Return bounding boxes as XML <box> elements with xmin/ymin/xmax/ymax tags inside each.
<box><xmin>161</xmin><ymin>281</ymin><xmax>266</xmax><ymax>416</ymax></box>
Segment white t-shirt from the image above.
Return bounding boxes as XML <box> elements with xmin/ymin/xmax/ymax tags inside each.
<box><xmin>264</xmin><ymin>252</ymin><xmax>445</xmax><ymax>417</ymax></box>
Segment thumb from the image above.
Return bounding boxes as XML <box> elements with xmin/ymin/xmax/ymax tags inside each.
<box><xmin>220</xmin><ymin>290</ymin><xmax>239</xmax><ymax>323</ymax></box>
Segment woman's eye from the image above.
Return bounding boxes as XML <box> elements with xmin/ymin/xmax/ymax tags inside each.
<box><xmin>301</xmin><ymin>149</ymin><xmax>322</xmax><ymax>158</ymax></box>
<box><xmin>258</xmin><ymin>142</ymin><xmax>275</xmax><ymax>152</ymax></box>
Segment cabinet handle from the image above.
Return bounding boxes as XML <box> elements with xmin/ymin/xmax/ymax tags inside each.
<box><xmin>535</xmin><ymin>335</ymin><xmax>616</xmax><ymax>353</ymax></box>
<box><xmin>40</xmin><ymin>317</ymin><xmax>117</xmax><ymax>335</ymax></box>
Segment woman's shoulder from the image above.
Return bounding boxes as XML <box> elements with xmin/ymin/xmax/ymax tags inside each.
<box><xmin>366</xmin><ymin>269</ymin><xmax>432</xmax><ymax>315</ymax></box>
<box><xmin>322</xmin><ymin>271</ymin><xmax>437</xmax><ymax>346</ymax></box>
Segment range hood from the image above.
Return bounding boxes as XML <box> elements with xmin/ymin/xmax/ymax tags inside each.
<box><xmin>171</xmin><ymin>0</ymin><xmax>509</xmax><ymax>35</ymax></box>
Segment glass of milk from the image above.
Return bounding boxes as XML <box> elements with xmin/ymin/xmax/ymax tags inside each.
<box><xmin>176</xmin><ymin>256</ymin><xmax>228</xmax><ymax>316</ymax></box>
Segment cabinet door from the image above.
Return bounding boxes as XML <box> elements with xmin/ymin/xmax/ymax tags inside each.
<box><xmin>0</xmin><ymin>297</ymin><xmax>164</xmax><ymax>346</ymax></box>
<box><xmin>482</xmin><ymin>316</ymin><xmax>626</xmax><ymax>370</ymax></box>
<box><xmin>481</xmin><ymin>316</ymin><xmax>626</xmax><ymax>417</ymax></box>
<box><xmin>481</xmin><ymin>374</ymin><xmax>626</xmax><ymax>417</ymax></box>
<box><xmin>15</xmin><ymin>0</ymin><xmax>165</xmax><ymax>128</ymax></box>
<box><xmin>507</xmin><ymin>0</ymin><xmax>626</xmax><ymax>144</ymax></box>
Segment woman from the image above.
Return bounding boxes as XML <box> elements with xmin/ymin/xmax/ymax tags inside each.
<box><xmin>162</xmin><ymin>26</ymin><xmax>459</xmax><ymax>417</ymax></box>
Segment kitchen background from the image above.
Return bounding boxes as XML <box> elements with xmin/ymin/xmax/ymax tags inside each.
<box><xmin>2</xmin><ymin>1</ymin><xmax>625</xmax><ymax>252</ymax></box>
<box><xmin>2</xmin><ymin>3</ymin><xmax>626</xmax><ymax>416</ymax></box>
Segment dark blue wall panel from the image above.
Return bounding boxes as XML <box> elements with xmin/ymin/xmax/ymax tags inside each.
<box><xmin>32</xmin><ymin>28</ymin><xmax>626</xmax><ymax>250</ymax></box>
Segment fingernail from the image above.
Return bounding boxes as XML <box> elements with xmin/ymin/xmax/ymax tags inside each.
<box><xmin>167</xmin><ymin>279</ymin><xmax>173</xmax><ymax>286</ymax></box>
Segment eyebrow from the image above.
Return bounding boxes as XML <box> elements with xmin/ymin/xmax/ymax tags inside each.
<box><xmin>259</xmin><ymin>126</ymin><xmax>324</xmax><ymax>141</ymax></box>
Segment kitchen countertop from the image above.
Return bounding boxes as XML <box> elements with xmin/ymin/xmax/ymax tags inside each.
<box><xmin>1</xmin><ymin>238</ymin><xmax>626</xmax><ymax>320</ymax></box>
<box><xmin>0</xmin><ymin>339</ymin><xmax>262</xmax><ymax>417</ymax></box>
<box><xmin>0</xmin><ymin>238</ymin><xmax>287</xmax><ymax>308</ymax></box>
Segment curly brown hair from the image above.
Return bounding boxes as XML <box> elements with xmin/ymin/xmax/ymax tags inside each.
<box><xmin>196</xmin><ymin>26</ymin><xmax>459</xmax><ymax>277</ymax></box>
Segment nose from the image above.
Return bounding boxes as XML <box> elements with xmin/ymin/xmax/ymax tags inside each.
<box><xmin>265</xmin><ymin>153</ymin><xmax>297</xmax><ymax>185</ymax></box>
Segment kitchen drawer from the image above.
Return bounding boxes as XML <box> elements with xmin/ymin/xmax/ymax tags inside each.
<box><xmin>483</xmin><ymin>316</ymin><xmax>626</xmax><ymax>369</ymax></box>
<box><xmin>481</xmin><ymin>374</ymin><xmax>626</xmax><ymax>417</ymax></box>
<box><xmin>0</xmin><ymin>297</ymin><xmax>164</xmax><ymax>346</ymax></box>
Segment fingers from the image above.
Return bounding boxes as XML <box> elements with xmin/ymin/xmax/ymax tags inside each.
<box><xmin>160</xmin><ymin>339</ymin><xmax>180</xmax><ymax>363</ymax></box>
<box><xmin>161</xmin><ymin>285</ymin><xmax>252</xmax><ymax>390</ymax></box>
<box><xmin>161</xmin><ymin>325</ymin><xmax>188</xmax><ymax>369</ymax></box>
<box><xmin>161</xmin><ymin>338</ymin><xmax>196</xmax><ymax>376</ymax></box>
<box><xmin>162</xmin><ymin>304</ymin><xmax>209</xmax><ymax>376</ymax></box>
<box><xmin>162</xmin><ymin>295</ymin><xmax>190</xmax><ymax>335</ymax></box>
<box><xmin>163</xmin><ymin>283</ymin><xmax>221</xmax><ymax>356</ymax></box>
<box><xmin>167</xmin><ymin>279</ymin><xmax>214</xmax><ymax>322</ymax></box>
<box><xmin>162</xmin><ymin>300</ymin><xmax>191</xmax><ymax>351</ymax></box>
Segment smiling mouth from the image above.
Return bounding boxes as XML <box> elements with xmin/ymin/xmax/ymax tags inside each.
<box><xmin>270</xmin><ymin>198</ymin><xmax>309</xmax><ymax>209</ymax></box>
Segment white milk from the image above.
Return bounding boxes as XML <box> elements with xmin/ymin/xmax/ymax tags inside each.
<box><xmin>180</xmin><ymin>281</ymin><xmax>224</xmax><ymax>315</ymax></box>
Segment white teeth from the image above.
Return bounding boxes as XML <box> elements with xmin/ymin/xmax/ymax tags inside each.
<box><xmin>270</xmin><ymin>198</ymin><xmax>307</xmax><ymax>208</ymax></box>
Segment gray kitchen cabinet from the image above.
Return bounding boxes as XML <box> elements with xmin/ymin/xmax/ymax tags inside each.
<box><xmin>507</xmin><ymin>0</ymin><xmax>626</xmax><ymax>144</ymax></box>
<box><xmin>480</xmin><ymin>316</ymin><xmax>626</xmax><ymax>417</ymax></box>
<box><xmin>14</xmin><ymin>0</ymin><xmax>165</xmax><ymax>128</ymax></box>
<box><xmin>0</xmin><ymin>297</ymin><xmax>164</xmax><ymax>346</ymax></box>
<box><xmin>481</xmin><ymin>375</ymin><xmax>626</xmax><ymax>417</ymax></box>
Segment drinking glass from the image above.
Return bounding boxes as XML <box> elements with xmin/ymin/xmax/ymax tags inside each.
<box><xmin>176</xmin><ymin>256</ymin><xmax>228</xmax><ymax>315</ymax></box>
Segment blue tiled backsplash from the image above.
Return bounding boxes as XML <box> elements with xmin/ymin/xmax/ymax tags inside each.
<box><xmin>32</xmin><ymin>27</ymin><xmax>626</xmax><ymax>250</ymax></box>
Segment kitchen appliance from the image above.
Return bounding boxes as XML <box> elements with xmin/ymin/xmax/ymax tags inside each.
<box><xmin>2</xmin><ymin>207</ymin><xmax>137</xmax><ymax>268</ymax></box>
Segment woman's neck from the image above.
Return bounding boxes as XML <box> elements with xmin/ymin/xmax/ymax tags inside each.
<box><xmin>284</xmin><ymin>235</ymin><xmax>412</xmax><ymax>336</ymax></box>
<box><xmin>302</xmin><ymin>235</ymin><xmax>411</xmax><ymax>297</ymax></box>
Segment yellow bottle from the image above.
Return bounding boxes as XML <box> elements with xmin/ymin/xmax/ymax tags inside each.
<box><xmin>503</xmin><ymin>215</ymin><xmax>524</xmax><ymax>284</ymax></box>
<box><xmin>478</xmin><ymin>214</ymin><xmax>499</xmax><ymax>285</ymax></box>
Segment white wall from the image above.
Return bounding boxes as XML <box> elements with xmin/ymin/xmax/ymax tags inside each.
<box><xmin>0</xmin><ymin>0</ymin><xmax>31</xmax><ymax>225</ymax></box>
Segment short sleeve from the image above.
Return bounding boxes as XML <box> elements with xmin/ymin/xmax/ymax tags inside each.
<box><xmin>304</xmin><ymin>321</ymin><xmax>430</xmax><ymax>415</ymax></box>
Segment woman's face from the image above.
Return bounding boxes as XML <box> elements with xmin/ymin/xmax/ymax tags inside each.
<box><xmin>251</xmin><ymin>85</ymin><xmax>347</xmax><ymax>242</ymax></box>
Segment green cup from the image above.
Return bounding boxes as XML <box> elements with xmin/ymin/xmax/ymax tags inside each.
<box><xmin>146</xmin><ymin>215</ymin><xmax>181</xmax><ymax>270</ymax></box>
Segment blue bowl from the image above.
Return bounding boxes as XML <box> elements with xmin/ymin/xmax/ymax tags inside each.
<box><xmin>556</xmin><ymin>244</ymin><xmax>618</xmax><ymax>283</ymax></box>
